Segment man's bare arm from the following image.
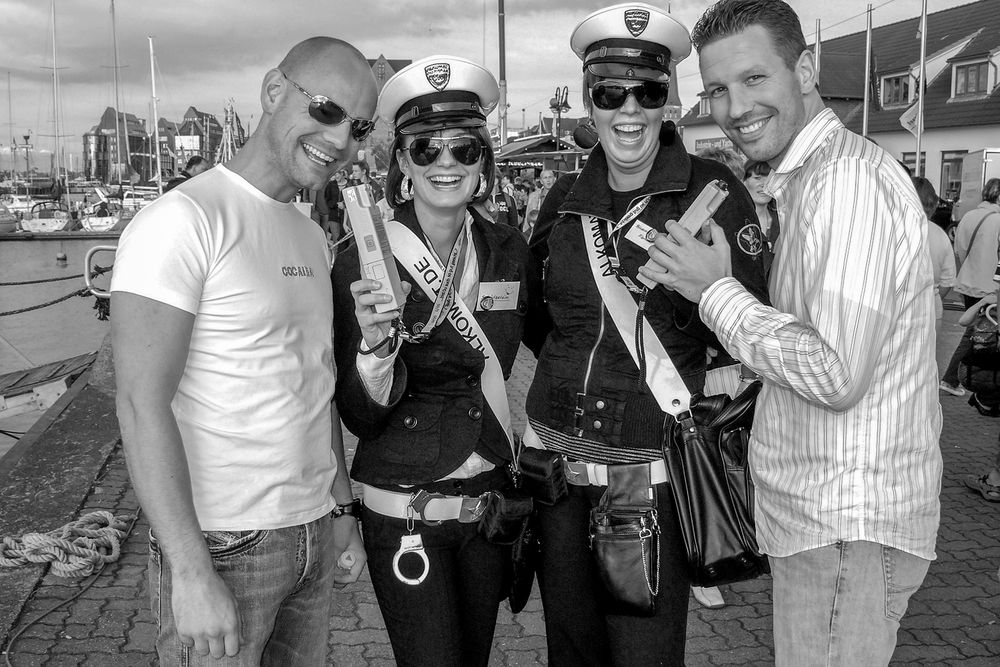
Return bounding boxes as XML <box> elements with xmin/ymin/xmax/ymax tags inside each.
<box><xmin>112</xmin><ymin>291</ymin><xmax>241</xmax><ymax>659</ymax></box>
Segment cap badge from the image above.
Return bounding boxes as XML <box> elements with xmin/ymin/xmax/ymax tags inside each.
<box><xmin>424</xmin><ymin>63</ymin><xmax>451</xmax><ymax>91</ymax></box>
<box><xmin>624</xmin><ymin>9</ymin><xmax>650</xmax><ymax>37</ymax></box>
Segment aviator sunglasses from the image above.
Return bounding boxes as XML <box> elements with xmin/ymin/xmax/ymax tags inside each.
<box><xmin>590</xmin><ymin>80</ymin><xmax>671</xmax><ymax>111</ymax></box>
<box><xmin>279</xmin><ymin>71</ymin><xmax>376</xmax><ymax>141</ymax></box>
<box><xmin>406</xmin><ymin>137</ymin><xmax>484</xmax><ymax>167</ymax></box>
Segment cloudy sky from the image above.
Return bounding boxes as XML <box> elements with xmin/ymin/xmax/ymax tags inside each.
<box><xmin>0</xmin><ymin>0</ymin><xmax>962</xmax><ymax>170</ymax></box>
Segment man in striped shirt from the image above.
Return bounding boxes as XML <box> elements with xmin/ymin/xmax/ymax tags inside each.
<box><xmin>641</xmin><ymin>1</ymin><xmax>942</xmax><ymax>664</ymax></box>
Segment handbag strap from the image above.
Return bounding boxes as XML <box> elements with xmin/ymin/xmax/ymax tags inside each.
<box><xmin>384</xmin><ymin>219</ymin><xmax>516</xmax><ymax>456</ymax></box>
<box><xmin>581</xmin><ymin>215</ymin><xmax>691</xmax><ymax>416</ymax></box>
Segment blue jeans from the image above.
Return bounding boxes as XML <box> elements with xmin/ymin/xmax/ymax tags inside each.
<box><xmin>148</xmin><ymin>513</ymin><xmax>336</xmax><ymax>667</ymax></box>
<box><xmin>771</xmin><ymin>540</ymin><xmax>930</xmax><ymax>667</ymax></box>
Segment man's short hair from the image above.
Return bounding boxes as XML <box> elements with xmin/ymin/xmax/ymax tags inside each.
<box><xmin>911</xmin><ymin>176</ymin><xmax>939</xmax><ymax>219</ymax></box>
<box><xmin>185</xmin><ymin>155</ymin><xmax>208</xmax><ymax>170</ymax></box>
<box><xmin>983</xmin><ymin>178</ymin><xmax>1000</xmax><ymax>204</ymax></box>
<box><xmin>691</xmin><ymin>0</ymin><xmax>807</xmax><ymax>71</ymax></box>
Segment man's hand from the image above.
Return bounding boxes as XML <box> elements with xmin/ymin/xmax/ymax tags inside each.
<box><xmin>331</xmin><ymin>516</ymin><xmax>367</xmax><ymax>585</ymax></box>
<box><xmin>172</xmin><ymin>569</ymin><xmax>241</xmax><ymax>658</ymax></box>
<box><xmin>638</xmin><ymin>220</ymin><xmax>733</xmax><ymax>303</ymax></box>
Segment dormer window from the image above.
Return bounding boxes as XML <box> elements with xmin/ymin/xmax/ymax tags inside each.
<box><xmin>698</xmin><ymin>97</ymin><xmax>710</xmax><ymax>116</ymax></box>
<box><xmin>954</xmin><ymin>61</ymin><xmax>989</xmax><ymax>96</ymax></box>
<box><xmin>881</xmin><ymin>73</ymin><xmax>910</xmax><ymax>107</ymax></box>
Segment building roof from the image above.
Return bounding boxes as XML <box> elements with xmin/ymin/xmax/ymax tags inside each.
<box><xmin>678</xmin><ymin>0</ymin><xmax>999</xmax><ymax>133</ymax></box>
<box><xmin>84</xmin><ymin>107</ymin><xmax>147</xmax><ymax>138</ymax></box>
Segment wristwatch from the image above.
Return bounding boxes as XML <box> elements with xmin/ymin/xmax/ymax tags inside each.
<box><xmin>332</xmin><ymin>499</ymin><xmax>362</xmax><ymax>518</ymax></box>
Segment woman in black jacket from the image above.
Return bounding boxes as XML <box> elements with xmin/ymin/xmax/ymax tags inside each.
<box><xmin>331</xmin><ymin>56</ymin><xmax>537</xmax><ymax>667</ymax></box>
<box><xmin>522</xmin><ymin>5</ymin><xmax>769</xmax><ymax>664</ymax></box>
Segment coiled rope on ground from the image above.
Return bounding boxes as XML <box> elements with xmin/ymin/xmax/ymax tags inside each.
<box><xmin>0</xmin><ymin>510</ymin><xmax>132</xmax><ymax>577</ymax></box>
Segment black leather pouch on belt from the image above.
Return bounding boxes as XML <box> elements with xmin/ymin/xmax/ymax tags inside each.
<box><xmin>589</xmin><ymin>463</ymin><xmax>660</xmax><ymax>617</ymax></box>
<box><xmin>478</xmin><ymin>490</ymin><xmax>534</xmax><ymax>545</ymax></box>
<box><xmin>516</xmin><ymin>448</ymin><xmax>569</xmax><ymax>505</ymax></box>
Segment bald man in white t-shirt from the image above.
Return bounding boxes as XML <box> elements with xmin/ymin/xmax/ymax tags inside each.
<box><xmin>111</xmin><ymin>38</ymin><xmax>377</xmax><ymax>666</ymax></box>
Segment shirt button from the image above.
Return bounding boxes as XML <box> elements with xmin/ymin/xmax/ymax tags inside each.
<box><xmin>593</xmin><ymin>420</ymin><xmax>602</xmax><ymax>429</ymax></box>
<box><xmin>595</xmin><ymin>400</ymin><xmax>606</xmax><ymax>410</ymax></box>
<box><xmin>403</xmin><ymin>416</ymin><xmax>418</xmax><ymax>429</ymax></box>
<box><xmin>468</xmin><ymin>407</ymin><xmax>482</xmax><ymax>420</ymax></box>
<box><xmin>466</xmin><ymin>375</ymin><xmax>480</xmax><ymax>388</ymax></box>
<box><xmin>453</xmin><ymin>480</ymin><xmax>464</xmax><ymax>490</ymax></box>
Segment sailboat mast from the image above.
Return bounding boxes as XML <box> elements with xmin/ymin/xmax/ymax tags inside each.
<box><xmin>110</xmin><ymin>0</ymin><xmax>123</xmax><ymax>187</ymax></box>
<box><xmin>50</xmin><ymin>0</ymin><xmax>65</xmax><ymax>204</ymax></box>
<box><xmin>149</xmin><ymin>37</ymin><xmax>163</xmax><ymax>195</ymax></box>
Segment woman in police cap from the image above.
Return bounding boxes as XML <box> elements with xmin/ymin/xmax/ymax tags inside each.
<box><xmin>520</xmin><ymin>4</ymin><xmax>768</xmax><ymax>663</ymax></box>
<box><xmin>331</xmin><ymin>55</ymin><xmax>538</xmax><ymax>666</ymax></box>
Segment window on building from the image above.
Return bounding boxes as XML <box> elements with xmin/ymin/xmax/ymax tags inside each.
<box><xmin>698</xmin><ymin>97</ymin><xmax>710</xmax><ymax>116</ymax></box>
<box><xmin>954</xmin><ymin>61</ymin><xmax>989</xmax><ymax>97</ymax></box>
<box><xmin>901</xmin><ymin>151</ymin><xmax>926</xmax><ymax>176</ymax></box>
<box><xmin>940</xmin><ymin>150</ymin><xmax>967</xmax><ymax>202</ymax></box>
<box><xmin>882</xmin><ymin>74</ymin><xmax>910</xmax><ymax>106</ymax></box>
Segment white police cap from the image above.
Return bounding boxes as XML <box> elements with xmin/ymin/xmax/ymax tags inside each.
<box><xmin>570</xmin><ymin>3</ymin><xmax>692</xmax><ymax>80</ymax></box>
<box><xmin>377</xmin><ymin>55</ymin><xmax>500</xmax><ymax>135</ymax></box>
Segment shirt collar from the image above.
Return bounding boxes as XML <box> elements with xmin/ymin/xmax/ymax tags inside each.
<box><xmin>764</xmin><ymin>107</ymin><xmax>841</xmax><ymax>198</ymax></box>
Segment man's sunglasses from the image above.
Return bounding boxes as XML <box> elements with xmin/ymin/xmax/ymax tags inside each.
<box><xmin>590</xmin><ymin>81</ymin><xmax>671</xmax><ymax>111</ymax></box>
<box><xmin>406</xmin><ymin>137</ymin><xmax>484</xmax><ymax>167</ymax></box>
<box><xmin>280</xmin><ymin>71</ymin><xmax>375</xmax><ymax>141</ymax></box>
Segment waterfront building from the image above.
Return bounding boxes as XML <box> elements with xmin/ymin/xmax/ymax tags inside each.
<box><xmin>82</xmin><ymin>107</ymin><xmax>153</xmax><ymax>185</ymax></box>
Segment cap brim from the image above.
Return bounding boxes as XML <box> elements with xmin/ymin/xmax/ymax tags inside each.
<box><xmin>398</xmin><ymin>113</ymin><xmax>487</xmax><ymax>135</ymax></box>
<box><xmin>587</xmin><ymin>63</ymin><xmax>669</xmax><ymax>82</ymax></box>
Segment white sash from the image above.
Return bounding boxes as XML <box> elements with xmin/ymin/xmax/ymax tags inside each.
<box><xmin>581</xmin><ymin>215</ymin><xmax>691</xmax><ymax>416</ymax></box>
<box><xmin>385</xmin><ymin>219</ymin><xmax>516</xmax><ymax>455</ymax></box>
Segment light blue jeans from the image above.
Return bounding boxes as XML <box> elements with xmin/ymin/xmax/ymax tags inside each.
<box><xmin>771</xmin><ymin>540</ymin><xmax>930</xmax><ymax>667</ymax></box>
<box><xmin>148</xmin><ymin>513</ymin><xmax>336</xmax><ymax>666</ymax></box>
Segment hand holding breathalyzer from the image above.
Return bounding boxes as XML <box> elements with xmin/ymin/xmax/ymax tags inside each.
<box><xmin>631</xmin><ymin>180</ymin><xmax>729</xmax><ymax>289</ymax></box>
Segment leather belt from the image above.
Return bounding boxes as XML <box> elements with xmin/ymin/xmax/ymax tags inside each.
<box><xmin>361</xmin><ymin>484</ymin><xmax>488</xmax><ymax>525</ymax></box>
<box><xmin>564</xmin><ymin>458</ymin><xmax>669</xmax><ymax>487</ymax></box>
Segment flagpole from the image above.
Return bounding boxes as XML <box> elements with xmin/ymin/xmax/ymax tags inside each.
<box><xmin>862</xmin><ymin>4</ymin><xmax>872</xmax><ymax>137</ymax></box>
<box><xmin>915</xmin><ymin>0</ymin><xmax>928</xmax><ymax>176</ymax></box>
<box><xmin>815</xmin><ymin>19</ymin><xmax>822</xmax><ymax>74</ymax></box>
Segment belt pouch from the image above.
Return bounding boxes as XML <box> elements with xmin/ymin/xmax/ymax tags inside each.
<box><xmin>589</xmin><ymin>463</ymin><xmax>660</xmax><ymax>617</ymax></box>
<box><xmin>517</xmin><ymin>448</ymin><xmax>568</xmax><ymax>505</ymax></box>
<box><xmin>478</xmin><ymin>490</ymin><xmax>534</xmax><ymax>545</ymax></box>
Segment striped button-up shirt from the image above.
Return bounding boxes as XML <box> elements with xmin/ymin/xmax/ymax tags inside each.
<box><xmin>700</xmin><ymin>108</ymin><xmax>942</xmax><ymax>560</ymax></box>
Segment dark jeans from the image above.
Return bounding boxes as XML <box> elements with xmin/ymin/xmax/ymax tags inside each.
<box><xmin>361</xmin><ymin>505</ymin><xmax>507</xmax><ymax>667</ymax></box>
<box><xmin>536</xmin><ymin>482</ymin><xmax>691</xmax><ymax>666</ymax></box>
<box><xmin>942</xmin><ymin>295</ymin><xmax>982</xmax><ymax>385</ymax></box>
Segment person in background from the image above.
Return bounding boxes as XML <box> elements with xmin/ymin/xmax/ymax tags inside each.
<box><xmin>654</xmin><ymin>1</ymin><xmax>942</xmax><ymax>663</ymax></box>
<box><xmin>332</xmin><ymin>56</ymin><xmax>538</xmax><ymax>667</ymax></box>
<box><xmin>164</xmin><ymin>155</ymin><xmax>210</xmax><ymax>193</ymax></box>
<box><xmin>111</xmin><ymin>37</ymin><xmax>376</xmax><ymax>665</ymax></box>
<box><xmin>941</xmin><ymin>178</ymin><xmax>1000</xmax><ymax>396</ymax></box>
<box><xmin>350</xmin><ymin>160</ymin><xmax>384</xmax><ymax>201</ymax></box>
<box><xmin>912</xmin><ymin>176</ymin><xmax>956</xmax><ymax>371</ymax></box>
<box><xmin>487</xmin><ymin>177</ymin><xmax>520</xmax><ymax>228</ymax></box>
<box><xmin>523</xmin><ymin>5</ymin><xmax>768</xmax><ymax>663</ymax></box>
<box><xmin>523</xmin><ymin>168</ymin><xmax>556</xmax><ymax>237</ymax></box>
<box><xmin>695</xmin><ymin>145</ymin><xmax>743</xmax><ymax>176</ymax></box>
<box><xmin>743</xmin><ymin>160</ymin><xmax>780</xmax><ymax>277</ymax></box>
<box><xmin>312</xmin><ymin>170</ymin><xmax>345</xmax><ymax>244</ymax></box>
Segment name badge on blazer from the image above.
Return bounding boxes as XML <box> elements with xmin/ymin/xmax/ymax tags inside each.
<box><xmin>477</xmin><ymin>281</ymin><xmax>520</xmax><ymax>311</ymax></box>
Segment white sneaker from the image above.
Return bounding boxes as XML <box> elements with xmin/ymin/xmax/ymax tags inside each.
<box><xmin>939</xmin><ymin>381</ymin><xmax>967</xmax><ymax>397</ymax></box>
<box><xmin>691</xmin><ymin>586</ymin><xmax>726</xmax><ymax>609</ymax></box>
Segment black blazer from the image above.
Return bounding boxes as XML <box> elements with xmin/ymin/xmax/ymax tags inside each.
<box><xmin>332</xmin><ymin>202</ymin><xmax>539</xmax><ymax>487</ymax></box>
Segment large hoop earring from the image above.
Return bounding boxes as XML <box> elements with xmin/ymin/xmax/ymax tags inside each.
<box><xmin>473</xmin><ymin>173</ymin><xmax>488</xmax><ymax>199</ymax></box>
<box><xmin>399</xmin><ymin>175</ymin><xmax>413</xmax><ymax>202</ymax></box>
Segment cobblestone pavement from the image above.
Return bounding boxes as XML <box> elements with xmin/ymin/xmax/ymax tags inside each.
<box><xmin>2</xmin><ymin>325</ymin><xmax>999</xmax><ymax>665</ymax></box>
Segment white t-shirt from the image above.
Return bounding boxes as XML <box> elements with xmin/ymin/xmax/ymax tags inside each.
<box><xmin>110</xmin><ymin>165</ymin><xmax>337</xmax><ymax>531</ymax></box>
<box><xmin>927</xmin><ymin>220</ymin><xmax>956</xmax><ymax>320</ymax></box>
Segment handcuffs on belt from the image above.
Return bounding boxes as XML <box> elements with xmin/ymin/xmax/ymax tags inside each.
<box><xmin>391</xmin><ymin>489</ymin><xmax>488</xmax><ymax>585</ymax></box>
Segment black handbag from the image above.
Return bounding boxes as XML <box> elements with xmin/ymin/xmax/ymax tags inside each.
<box><xmin>589</xmin><ymin>464</ymin><xmax>660</xmax><ymax>617</ymax></box>
<box><xmin>662</xmin><ymin>380</ymin><xmax>769</xmax><ymax>587</ymax></box>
